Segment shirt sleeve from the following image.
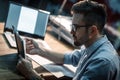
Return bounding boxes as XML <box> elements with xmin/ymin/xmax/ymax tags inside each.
<box><xmin>80</xmin><ymin>58</ymin><xmax>115</xmax><ymax>80</ymax></box>
<box><xmin>64</xmin><ymin>49</ymin><xmax>84</xmax><ymax>66</ymax></box>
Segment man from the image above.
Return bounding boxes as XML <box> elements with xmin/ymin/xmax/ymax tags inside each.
<box><xmin>17</xmin><ymin>0</ymin><xmax>120</xmax><ymax>80</ymax></box>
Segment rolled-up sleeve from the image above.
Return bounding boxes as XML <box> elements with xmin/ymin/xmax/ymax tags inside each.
<box><xmin>64</xmin><ymin>49</ymin><xmax>84</xmax><ymax>66</ymax></box>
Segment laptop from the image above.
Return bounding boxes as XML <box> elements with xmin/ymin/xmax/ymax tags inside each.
<box><xmin>4</xmin><ymin>2</ymin><xmax>50</xmax><ymax>48</ymax></box>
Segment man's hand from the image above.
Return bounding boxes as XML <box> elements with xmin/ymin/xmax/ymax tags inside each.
<box><xmin>16</xmin><ymin>57</ymin><xmax>44</xmax><ymax>80</ymax></box>
<box><xmin>16</xmin><ymin>57</ymin><xmax>33</xmax><ymax>78</ymax></box>
<box><xmin>25</xmin><ymin>38</ymin><xmax>47</xmax><ymax>56</ymax></box>
<box><xmin>26</xmin><ymin>38</ymin><xmax>40</xmax><ymax>55</ymax></box>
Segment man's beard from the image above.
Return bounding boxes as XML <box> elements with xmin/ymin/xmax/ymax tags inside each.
<box><xmin>73</xmin><ymin>35</ymin><xmax>89</xmax><ymax>47</ymax></box>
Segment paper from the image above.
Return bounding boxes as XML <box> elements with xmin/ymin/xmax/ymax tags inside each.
<box><xmin>26</xmin><ymin>54</ymin><xmax>76</xmax><ymax>78</ymax></box>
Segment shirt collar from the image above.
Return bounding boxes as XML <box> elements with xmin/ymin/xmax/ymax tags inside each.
<box><xmin>85</xmin><ymin>35</ymin><xmax>109</xmax><ymax>55</ymax></box>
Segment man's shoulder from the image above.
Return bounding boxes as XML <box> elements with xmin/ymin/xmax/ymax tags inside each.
<box><xmin>92</xmin><ymin>48</ymin><xmax>120</xmax><ymax>67</ymax></box>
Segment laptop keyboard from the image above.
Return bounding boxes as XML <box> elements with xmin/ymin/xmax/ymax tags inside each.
<box><xmin>4</xmin><ymin>32</ymin><xmax>48</xmax><ymax>49</ymax></box>
<box><xmin>4</xmin><ymin>32</ymin><xmax>17</xmax><ymax>48</ymax></box>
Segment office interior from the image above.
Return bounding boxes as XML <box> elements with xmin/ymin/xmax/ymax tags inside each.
<box><xmin>0</xmin><ymin>0</ymin><xmax>120</xmax><ymax>79</ymax></box>
<box><xmin>0</xmin><ymin>0</ymin><xmax>75</xmax><ymax>50</ymax></box>
<box><xmin>0</xmin><ymin>0</ymin><xmax>75</xmax><ymax>79</ymax></box>
<box><xmin>1</xmin><ymin>0</ymin><xmax>120</xmax><ymax>54</ymax></box>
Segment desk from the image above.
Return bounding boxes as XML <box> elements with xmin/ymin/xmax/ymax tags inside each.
<box><xmin>0</xmin><ymin>23</ymin><xmax>17</xmax><ymax>55</ymax></box>
<box><xmin>0</xmin><ymin>23</ymin><xmax>72</xmax><ymax>80</ymax></box>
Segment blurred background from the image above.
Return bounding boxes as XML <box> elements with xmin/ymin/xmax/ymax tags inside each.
<box><xmin>0</xmin><ymin>0</ymin><xmax>120</xmax><ymax>54</ymax></box>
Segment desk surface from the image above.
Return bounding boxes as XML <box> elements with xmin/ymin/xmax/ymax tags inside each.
<box><xmin>0</xmin><ymin>23</ymin><xmax>17</xmax><ymax>55</ymax></box>
<box><xmin>0</xmin><ymin>23</ymin><xmax>72</xmax><ymax>80</ymax></box>
<box><xmin>0</xmin><ymin>23</ymin><xmax>57</xmax><ymax>80</ymax></box>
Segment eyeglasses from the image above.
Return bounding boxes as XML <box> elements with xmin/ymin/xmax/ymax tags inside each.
<box><xmin>71</xmin><ymin>24</ymin><xmax>91</xmax><ymax>32</ymax></box>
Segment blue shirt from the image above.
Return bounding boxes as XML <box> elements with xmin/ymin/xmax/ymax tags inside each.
<box><xmin>64</xmin><ymin>35</ymin><xmax>120</xmax><ymax>80</ymax></box>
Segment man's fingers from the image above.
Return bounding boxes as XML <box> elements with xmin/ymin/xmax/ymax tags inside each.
<box><xmin>26</xmin><ymin>44</ymin><xmax>34</xmax><ymax>49</ymax></box>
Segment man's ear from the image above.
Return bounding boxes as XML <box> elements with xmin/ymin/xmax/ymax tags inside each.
<box><xmin>88</xmin><ymin>25</ymin><xmax>98</xmax><ymax>38</ymax></box>
<box><xmin>91</xmin><ymin>25</ymin><xmax>97</xmax><ymax>33</ymax></box>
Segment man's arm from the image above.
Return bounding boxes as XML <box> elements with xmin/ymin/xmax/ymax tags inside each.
<box><xmin>38</xmin><ymin>48</ymin><xmax>65</xmax><ymax>64</ymax></box>
<box><xmin>26</xmin><ymin>39</ymin><xmax>65</xmax><ymax>64</ymax></box>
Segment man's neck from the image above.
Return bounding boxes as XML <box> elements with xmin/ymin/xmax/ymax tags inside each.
<box><xmin>85</xmin><ymin>34</ymin><xmax>103</xmax><ymax>48</ymax></box>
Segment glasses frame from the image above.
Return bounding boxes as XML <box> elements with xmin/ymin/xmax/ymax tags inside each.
<box><xmin>71</xmin><ymin>24</ymin><xmax>91</xmax><ymax>32</ymax></box>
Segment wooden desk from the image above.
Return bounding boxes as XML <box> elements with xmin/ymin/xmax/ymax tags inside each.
<box><xmin>0</xmin><ymin>23</ymin><xmax>57</xmax><ymax>80</ymax></box>
<box><xmin>0</xmin><ymin>23</ymin><xmax>17</xmax><ymax>55</ymax></box>
<box><xmin>0</xmin><ymin>23</ymin><xmax>72</xmax><ymax>80</ymax></box>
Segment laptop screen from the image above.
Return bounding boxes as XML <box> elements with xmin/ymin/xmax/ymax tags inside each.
<box><xmin>4</xmin><ymin>2</ymin><xmax>50</xmax><ymax>39</ymax></box>
<box><xmin>15</xmin><ymin>31</ymin><xmax>25</xmax><ymax>58</ymax></box>
<box><xmin>12</xmin><ymin>26</ymin><xmax>25</xmax><ymax>58</ymax></box>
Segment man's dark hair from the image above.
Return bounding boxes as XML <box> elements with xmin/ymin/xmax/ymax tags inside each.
<box><xmin>71</xmin><ymin>0</ymin><xmax>107</xmax><ymax>33</ymax></box>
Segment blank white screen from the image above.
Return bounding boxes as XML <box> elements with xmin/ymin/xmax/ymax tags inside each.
<box><xmin>17</xmin><ymin>6</ymin><xmax>38</xmax><ymax>34</ymax></box>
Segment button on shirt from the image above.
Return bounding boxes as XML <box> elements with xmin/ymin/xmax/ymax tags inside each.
<box><xmin>64</xmin><ymin>35</ymin><xmax>120</xmax><ymax>80</ymax></box>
